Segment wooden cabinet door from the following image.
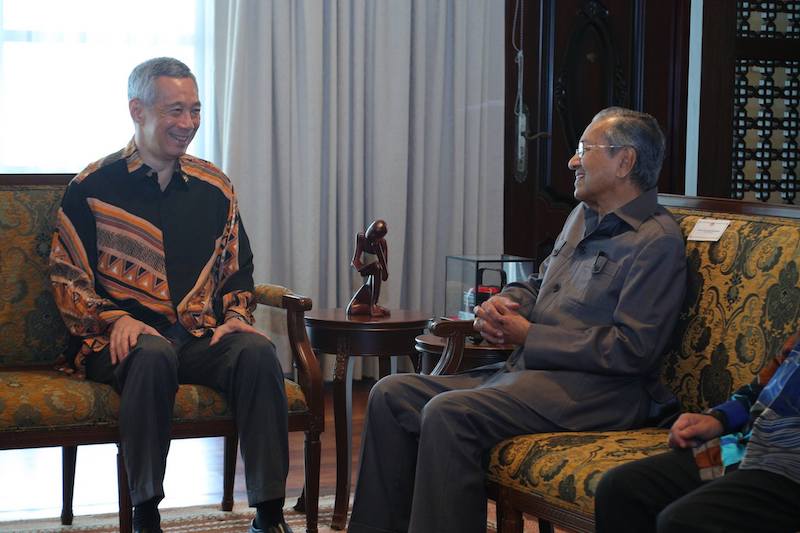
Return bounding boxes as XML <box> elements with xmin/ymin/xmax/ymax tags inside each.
<box><xmin>504</xmin><ymin>0</ymin><xmax>690</xmax><ymax>262</ymax></box>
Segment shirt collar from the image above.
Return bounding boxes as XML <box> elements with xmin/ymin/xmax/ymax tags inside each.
<box><xmin>582</xmin><ymin>187</ymin><xmax>658</xmax><ymax>232</ymax></box>
<box><xmin>123</xmin><ymin>138</ymin><xmax>190</xmax><ymax>190</ymax></box>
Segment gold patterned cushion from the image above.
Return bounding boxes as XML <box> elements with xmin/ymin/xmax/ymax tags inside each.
<box><xmin>254</xmin><ymin>284</ymin><xmax>291</xmax><ymax>308</ymax></box>
<box><xmin>0</xmin><ymin>370</ymin><xmax>308</xmax><ymax>430</ymax></box>
<box><xmin>0</xmin><ymin>185</ymin><xmax>70</xmax><ymax>366</ymax></box>
<box><xmin>284</xmin><ymin>378</ymin><xmax>307</xmax><ymax>413</ymax></box>
<box><xmin>486</xmin><ymin>429</ymin><xmax>669</xmax><ymax>516</ymax></box>
<box><xmin>0</xmin><ymin>370</ymin><xmax>118</xmax><ymax>429</ymax></box>
<box><xmin>662</xmin><ymin>209</ymin><xmax>800</xmax><ymax>411</ymax></box>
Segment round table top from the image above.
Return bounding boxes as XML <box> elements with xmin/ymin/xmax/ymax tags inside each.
<box><xmin>305</xmin><ymin>308</ymin><xmax>431</xmax><ymax>329</ymax></box>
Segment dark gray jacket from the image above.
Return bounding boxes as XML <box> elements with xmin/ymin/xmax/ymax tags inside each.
<box><xmin>502</xmin><ymin>187</ymin><xmax>686</xmax><ymax>431</ymax></box>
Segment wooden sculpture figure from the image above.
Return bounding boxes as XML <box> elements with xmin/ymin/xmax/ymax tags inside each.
<box><xmin>346</xmin><ymin>219</ymin><xmax>390</xmax><ymax>317</ymax></box>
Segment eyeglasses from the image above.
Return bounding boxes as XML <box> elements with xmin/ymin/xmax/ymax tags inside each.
<box><xmin>575</xmin><ymin>141</ymin><xmax>629</xmax><ymax>159</ymax></box>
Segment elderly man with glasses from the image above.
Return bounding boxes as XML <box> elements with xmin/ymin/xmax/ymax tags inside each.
<box><xmin>348</xmin><ymin>107</ymin><xmax>687</xmax><ymax>533</ymax></box>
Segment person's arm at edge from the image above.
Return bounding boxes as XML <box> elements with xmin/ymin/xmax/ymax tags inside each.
<box><xmin>669</xmin><ymin>332</ymin><xmax>800</xmax><ymax>448</ymax></box>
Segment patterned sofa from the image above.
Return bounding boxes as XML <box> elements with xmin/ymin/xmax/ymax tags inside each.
<box><xmin>0</xmin><ymin>176</ymin><xmax>324</xmax><ymax>533</ymax></box>
<box><xmin>431</xmin><ymin>194</ymin><xmax>800</xmax><ymax>533</ymax></box>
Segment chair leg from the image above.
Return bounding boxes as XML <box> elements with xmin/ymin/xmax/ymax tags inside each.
<box><xmin>302</xmin><ymin>429</ymin><xmax>322</xmax><ymax>533</ymax></box>
<box><xmin>496</xmin><ymin>492</ymin><xmax>524</xmax><ymax>533</ymax></box>
<box><xmin>117</xmin><ymin>447</ymin><xmax>133</xmax><ymax>533</ymax></box>
<box><xmin>537</xmin><ymin>518</ymin><xmax>555</xmax><ymax>533</ymax></box>
<box><xmin>221</xmin><ymin>432</ymin><xmax>238</xmax><ymax>511</ymax></box>
<box><xmin>61</xmin><ymin>446</ymin><xmax>77</xmax><ymax>525</ymax></box>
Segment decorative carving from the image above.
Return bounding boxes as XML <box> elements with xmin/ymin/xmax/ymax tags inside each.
<box><xmin>737</xmin><ymin>0</ymin><xmax>800</xmax><ymax>39</ymax></box>
<box><xmin>730</xmin><ymin>59</ymin><xmax>800</xmax><ymax>203</ymax></box>
<box><xmin>731</xmin><ymin>2</ymin><xmax>800</xmax><ymax>203</ymax></box>
<box><xmin>554</xmin><ymin>0</ymin><xmax>628</xmax><ymax>153</ymax></box>
<box><xmin>582</xmin><ymin>0</ymin><xmax>608</xmax><ymax>20</ymax></box>
<box><xmin>334</xmin><ymin>337</ymin><xmax>351</xmax><ymax>382</ymax></box>
<box><xmin>346</xmin><ymin>219</ymin><xmax>390</xmax><ymax>317</ymax></box>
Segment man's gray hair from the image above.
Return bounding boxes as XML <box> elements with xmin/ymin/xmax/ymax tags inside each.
<box><xmin>128</xmin><ymin>57</ymin><xmax>197</xmax><ymax>105</ymax></box>
<box><xmin>592</xmin><ymin>107</ymin><xmax>666</xmax><ymax>191</ymax></box>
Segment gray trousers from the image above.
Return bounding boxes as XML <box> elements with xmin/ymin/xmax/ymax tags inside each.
<box><xmin>348</xmin><ymin>370</ymin><xmax>562</xmax><ymax>533</ymax></box>
<box><xmin>86</xmin><ymin>331</ymin><xmax>289</xmax><ymax>507</ymax></box>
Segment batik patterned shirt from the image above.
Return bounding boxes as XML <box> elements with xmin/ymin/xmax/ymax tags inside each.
<box><xmin>49</xmin><ymin>139</ymin><xmax>256</xmax><ymax>376</ymax></box>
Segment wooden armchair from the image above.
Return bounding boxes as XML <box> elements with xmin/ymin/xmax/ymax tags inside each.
<box><xmin>0</xmin><ymin>177</ymin><xmax>324</xmax><ymax>533</ymax></box>
<box><xmin>426</xmin><ymin>318</ymin><xmax>479</xmax><ymax>376</ymax></box>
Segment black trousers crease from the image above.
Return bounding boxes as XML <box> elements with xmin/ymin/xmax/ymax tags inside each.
<box><xmin>595</xmin><ymin>448</ymin><xmax>800</xmax><ymax>533</ymax></box>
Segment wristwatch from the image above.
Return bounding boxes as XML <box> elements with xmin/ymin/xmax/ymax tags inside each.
<box><xmin>704</xmin><ymin>408</ymin><xmax>728</xmax><ymax>431</ymax></box>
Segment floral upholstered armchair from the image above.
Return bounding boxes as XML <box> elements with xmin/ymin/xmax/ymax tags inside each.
<box><xmin>0</xmin><ymin>176</ymin><xmax>324</xmax><ymax>533</ymax></box>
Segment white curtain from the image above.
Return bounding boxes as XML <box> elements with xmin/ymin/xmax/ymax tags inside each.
<box><xmin>212</xmin><ymin>0</ymin><xmax>505</xmax><ymax>379</ymax></box>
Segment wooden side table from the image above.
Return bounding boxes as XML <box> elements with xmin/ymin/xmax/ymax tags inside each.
<box><xmin>304</xmin><ymin>309</ymin><xmax>430</xmax><ymax>530</ymax></box>
<box><xmin>414</xmin><ymin>333</ymin><xmax>515</xmax><ymax>373</ymax></box>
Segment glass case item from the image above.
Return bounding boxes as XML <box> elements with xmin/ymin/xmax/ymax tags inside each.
<box><xmin>445</xmin><ymin>255</ymin><xmax>536</xmax><ymax>320</ymax></box>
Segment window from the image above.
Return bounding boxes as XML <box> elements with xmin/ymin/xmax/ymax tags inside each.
<box><xmin>0</xmin><ymin>0</ymin><xmax>211</xmax><ymax>173</ymax></box>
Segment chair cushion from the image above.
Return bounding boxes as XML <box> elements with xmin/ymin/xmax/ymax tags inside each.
<box><xmin>486</xmin><ymin>429</ymin><xmax>670</xmax><ymax>516</ymax></box>
<box><xmin>284</xmin><ymin>378</ymin><xmax>308</xmax><ymax>414</ymax></box>
<box><xmin>0</xmin><ymin>370</ymin><xmax>118</xmax><ymax>429</ymax></box>
<box><xmin>0</xmin><ymin>370</ymin><xmax>308</xmax><ymax>431</ymax></box>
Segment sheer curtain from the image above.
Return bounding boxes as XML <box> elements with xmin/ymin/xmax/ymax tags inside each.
<box><xmin>212</xmin><ymin>0</ymin><xmax>505</xmax><ymax>378</ymax></box>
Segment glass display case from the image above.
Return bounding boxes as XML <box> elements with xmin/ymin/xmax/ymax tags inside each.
<box><xmin>445</xmin><ymin>255</ymin><xmax>536</xmax><ymax>319</ymax></box>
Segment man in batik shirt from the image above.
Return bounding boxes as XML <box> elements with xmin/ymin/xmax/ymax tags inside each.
<box><xmin>50</xmin><ymin>57</ymin><xmax>292</xmax><ymax>533</ymax></box>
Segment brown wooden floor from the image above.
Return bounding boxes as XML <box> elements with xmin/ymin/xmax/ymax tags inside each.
<box><xmin>0</xmin><ymin>380</ymin><xmax>375</xmax><ymax>523</ymax></box>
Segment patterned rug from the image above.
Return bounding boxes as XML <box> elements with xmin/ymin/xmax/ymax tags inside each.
<box><xmin>0</xmin><ymin>499</ymin><xmax>328</xmax><ymax>533</ymax></box>
<box><xmin>0</xmin><ymin>497</ymin><xmax>545</xmax><ymax>532</ymax></box>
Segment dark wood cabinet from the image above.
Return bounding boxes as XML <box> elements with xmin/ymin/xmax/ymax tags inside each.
<box><xmin>504</xmin><ymin>0</ymin><xmax>690</xmax><ymax>262</ymax></box>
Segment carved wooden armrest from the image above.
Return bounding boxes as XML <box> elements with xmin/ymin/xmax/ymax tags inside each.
<box><xmin>428</xmin><ymin>318</ymin><xmax>477</xmax><ymax>375</ymax></box>
<box><xmin>253</xmin><ymin>284</ymin><xmax>322</xmax><ymax>418</ymax></box>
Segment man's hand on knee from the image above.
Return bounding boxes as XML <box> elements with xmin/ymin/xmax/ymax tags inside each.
<box><xmin>209</xmin><ymin>316</ymin><xmax>271</xmax><ymax>346</ymax></box>
<box><xmin>109</xmin><ymin>315</ymin><xmax>164</xmax><ymax>364</ymax></box>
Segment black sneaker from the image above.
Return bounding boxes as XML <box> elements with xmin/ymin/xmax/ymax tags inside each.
<box><xmin>248</xmin><ymin>518</ymin><xmax>293</xmax><ymax>533</ymax></box>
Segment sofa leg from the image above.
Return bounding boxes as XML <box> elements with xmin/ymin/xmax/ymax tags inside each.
<box><xmin>300</xmin><ymin>429</ymin><xmax>321</xmax><ymax>533</ymax></box>
<box><xmin>221</xmin><ymin>433</ymin><xmax>237</xmax><ymax>511</ymax></box>
<box><xmin>117</xmin><ymin>448</ymin><xmax>132</xmax><ymax>533</ymax></box>
<box><xmin>61</xmin><ymin>446</ymin><xmax>77</xmax><ymax>525</ymax></box>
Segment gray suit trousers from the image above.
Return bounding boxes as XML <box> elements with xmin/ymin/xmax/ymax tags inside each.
<box><xmin>86</xmin><ymin>332</ymin><xmax>289</xmax><ymax>507</ymax></box>
<box><xmin>348</xmin><ymin>370</ymin><xmax>562</xmax><ymax>533</ymax></box>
